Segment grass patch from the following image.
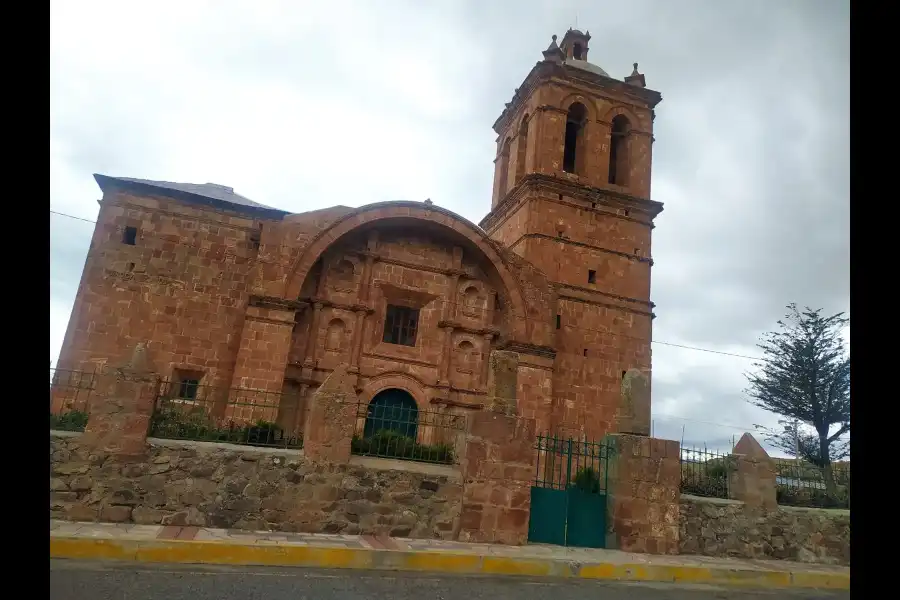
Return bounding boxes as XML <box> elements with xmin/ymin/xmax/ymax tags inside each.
<box><xmin>351</xmin><ymin>429</ymin><xmax>454</xmax><ymax>464</ymax></box>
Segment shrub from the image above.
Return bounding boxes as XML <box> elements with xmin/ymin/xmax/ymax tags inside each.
<box><xmin>776</xmin><ymin>485</ymin><xmax>849</xmax><ymax>509</ymax></box>
<box><xmin>149</xmin><ymin>406</ymin><xmax>302</xmax><ymax>448</ymax></box>
<box><xmin>50</xmin><ymin>410</ymin><xmax>89</xmax><ymax>432</ymax></box>
<box><xmin>351</xmin><ymin>429</ymin><xmax>454</xmax><ymax>464</ymax></box>
<box><xmin>572</xmin><ymin>466</ymin><xmax>602</xmax><ymax>493</ymax></box>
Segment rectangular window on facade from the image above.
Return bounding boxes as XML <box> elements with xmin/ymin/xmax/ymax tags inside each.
<box><xmin>556</xmin><ymin>314</ymin><xmax>561</xmax><ymax>329</ymax></box>
<box><xmin>172</xmin><ymin>369</ymin><xmax>204</xmax><ymax>401</ymax></box>
<box><xmin>177</xmin><ymin>378</ymin><xmax>200</xmax><ymax>400</ymax></box>
<box><xmin>383</xmin><ymin>304</ymin><xmax>419</xmax><ymax>346</ymax></box>
<box><xmin>123</xmin><ymin>226</ymin><xmax>137</xmax><ymax>245</ymax></box>
<box><xmin>588</xmin><ymin>269</ymin><xmax>596</xmax><ymax>284</ymax></box>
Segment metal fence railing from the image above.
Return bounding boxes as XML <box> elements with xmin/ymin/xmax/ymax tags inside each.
<box><xmin>774</xmin><ymin>459</ymin><xmax>850</xmax><ymax>509</ymax></box>
<box><xmin>680</xmin><ymin>443</ymin><xmax>851</xmax><ymax>509</ymax></box>
<box><xmin>680</xmin><ymin>446</ymin><xmax>729</xmax><ymax>499</ymax></box>
<box><xmin>150</xmin><ymin>379</ymin><xmax>304</xmax><ymax>449</ymax></box>
<box><xmin>350</xmin><ymin>401</ymin><xmax>465</xmax><ymax>465</ymax></box>
<box><xmin>49</xmin><ymin>368</ymin><xmax>95</xmax><ymax>432</ymax></box>
<box><xmin>533</xmin><ymin>432</ymin><xmax>610</xmax><ymax>493</ymax></box>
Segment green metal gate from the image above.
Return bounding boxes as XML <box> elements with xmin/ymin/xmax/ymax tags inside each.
<box><xmin>527</xmin><ymin>433</ymin><xmax>610</xmax><ymax>549</ymax></box>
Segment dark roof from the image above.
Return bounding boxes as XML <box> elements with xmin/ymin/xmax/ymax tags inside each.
<box><xmin>93</xmin><ymin>174</ymin><xmax>289</xmax><ymax>218</ymax></box>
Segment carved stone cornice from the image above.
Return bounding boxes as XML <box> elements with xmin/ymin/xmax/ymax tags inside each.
<box><xmin>492</xmin><ymin>61</ymin><xmax>662</xmax><ymax>134</ymax></box>
<box><xmin>437</xmin><ymin>320</ymin><xmax>500</xmax><ymax>337</ymax></box>
<box><xmin>303</xmin><ymin>296</ymin><xmax>375</xmax><ymax>315</ymax></box>
<box><xmin>248</xmin><ymin>295</ymin><xmax>307</xmax><ymax>312</ymax></box>
<box><xmin>480</xmin><ymin>172</ymin><xmax>664</xmax><ymax>232</ymax></box>
<box><xmin>496</xmin><ymin>340</ymin><xmax>557</xmax><ymax>359</ymax></box>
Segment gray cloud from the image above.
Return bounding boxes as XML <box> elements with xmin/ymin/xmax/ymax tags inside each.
<box><xmin>49</xmin><ymin>0</ymin><xmax>849</xmax><ymax>455</ymax></box>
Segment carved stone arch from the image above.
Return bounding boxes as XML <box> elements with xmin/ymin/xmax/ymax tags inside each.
<box><xmin>284</xmin><ymin>203</ymin><xmax>529</xmax><ymax>323</ymax></box>
<box><xmin>559</xmin><ymin>93</ymin><xmax>598</xmax><ymax>122</ymax></box>
<box><xmin>359</xmin><ymin>371</ymin><xmax>429</xmax><ymax>411</ymax></box>
<box><xmin>601</xmin><ymin>105</ymin><xmax>644</xmax><ymax>132</ymax></box>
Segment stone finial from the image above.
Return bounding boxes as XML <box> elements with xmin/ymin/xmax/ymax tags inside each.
<box><xmin>625</xmin><ymin>62</ymin><xmax>646</xmax><ymax>88</ymax></box>
<box><xmin>542</xmin><ymin>34</ymin><xmax>565</xmax><ymax>63</ymax></box>
<box><xmin>727</xmin><ymin>432</ymin><xmax>777</xmax><ymax>510</ymax></box>
<box><xmin>424</xmin><ymin>198</ymin><xmax>433</xmax><ymax>205</ymax></box>
<box><xmin>733</xmin><ymin>432</ymin><xmax>769</xmax><ymax>459</ymax></box>
<box><xmin>303</xmin><ymin>363</ymin><xmax>359</xmax><ymax>463</ymax></box>
<box><xmin>316</xmin><ymin>362</ymin><xmax>356</xmax><ymax>396</ymax></box>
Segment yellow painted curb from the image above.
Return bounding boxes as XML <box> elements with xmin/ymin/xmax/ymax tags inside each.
<box><xmin>49</xmin><ymin>537</ymin><xmax>849</xmax><ymax>591</ymax></box>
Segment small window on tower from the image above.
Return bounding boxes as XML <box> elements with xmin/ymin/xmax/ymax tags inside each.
<box><xmin>123</xmin><ymin>226</ymin><xmax>137</xmax><ymax>245</ymax></box>
<box><xmin>556</xmin><ymin>314</ymin><xmax>561</xmax><ymax>330</ymax></box>
<box><xmin>573</xmin><ymin>43</ymin><xmax>584</xmax><ymax>60</ymax></box>
<box><xmin>383</xmin><ymin>305</ymin><xmax>419</xmax><ymax>347</ymax></box>
<box><xmin>588</xmin><ymin>270</ymin><xmax>596</xmax><ymax>284</ymax></box>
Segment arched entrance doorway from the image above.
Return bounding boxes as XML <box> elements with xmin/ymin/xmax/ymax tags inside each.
<box><xmin>363</xmin><ymin>388</ymin><xmax>418</xmax><ymax>440</ymax></box>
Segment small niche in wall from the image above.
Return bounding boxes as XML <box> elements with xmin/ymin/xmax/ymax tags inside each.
<box><xmin>122</xmin><ymin>226</ymin><xmax>137</xmax><ymax>245</ymax></box>
<box><xmin>249</xmin><ymin>225</ymin><xmax>262</xmax><ymax>250</ymax></box>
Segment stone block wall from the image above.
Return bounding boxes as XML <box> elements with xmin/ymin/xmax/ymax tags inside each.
<box><xmin>458</xmin><ymin>412</ymin><xmax>536</xmax><ymax>544</ymax></box>
<box><xmin>679</xmin><ymin>495</ymin><xmax>850</xmax><ymax>566</ymax></box>
<box><xmin>50</xmin><ymin>434</ymin><xmax>461</xmax><ymax>539</ymax></box>
<box><xmin>605</xmin><ymin>434</ymin><xmax>680</xmax><ymax>555</ymax></box>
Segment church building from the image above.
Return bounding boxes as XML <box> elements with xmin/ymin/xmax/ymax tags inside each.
<box><xmin>57</xmin><ymin>29</ymin><xmax>664</xmax><ymax>440</ymax></box>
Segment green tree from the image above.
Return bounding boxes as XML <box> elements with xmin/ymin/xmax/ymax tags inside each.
<box><xmin>745</xmin><ymin>304</ymin><xmax>849</xmax><ymax>495</ymax></box>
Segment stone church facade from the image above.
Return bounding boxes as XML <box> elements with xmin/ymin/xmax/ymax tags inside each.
<box><xmin>57</xmin><ymin>29</ymin><xmax>663</xmax><ymax>440</ymax></box>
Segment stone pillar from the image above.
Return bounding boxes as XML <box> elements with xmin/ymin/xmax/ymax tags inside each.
<box><xmin>604</xmin><ymin>434</ymin><xmax>681</xmax><ymax>555</ymax></box>
<box><xmin>615</xmin><ymin>368</ymin><xmax>651</xmax><ymax>435</ymax></box>
<box><xmin>438</xmin><ymin>326</ymin><xmax>453</xmax><ymax>385</ymax></box>
<box><xmin>458</xmin><ymin>410</ymin><xmax>536</xmax><ymax>545</ymax></box>
<box><xmin>80</xmin><ymin>344</ymin><xmax>159</xmax><ymax>457</ymax></box>
<box><xmin>350</xmin><ymin>245</ymin><xmax>377</xmax><ymax>373</ymax></box>
<box><xmin>303</xmin><ymin>363</ymin><xmax>358</xmax><ymax>463</ymax></box>
<box><xmin>727</xmin><ymin>432</ymin><xmax>777</xmax><ymax>510</ymax></box>
<box><xmin>349</xmin><ymin>309</ymin><xmax>367</xmax><ymax>373</ymax></box>
<box><xmin>486</xmin><ymin>350</ymin><xmax>518</xmax><ymax>415</ymax></box>
<box><xmin>478</xmin><ymin>333</ymin><xmax>494</xmax><ymax>390</ymax></box>
<box><xmin>302</xmin><ymin>302</ymin><xmax>324</xmax><ymax>370</ymax></box>
<box><xmin>228</xmin><ymin>297</ymin><xmax>297</xmax><ymax>423</ymax></box>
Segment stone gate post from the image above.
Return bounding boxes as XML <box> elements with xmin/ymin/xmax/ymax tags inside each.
<box><xmin>604</xmin><ymin>434</ymin><xmax>681</xmax><ymax>554</ymax></box>
<box><xmin>80</xmin><ymin>343</ymin><xmax>159</xmax><ymax>457</ymax></box>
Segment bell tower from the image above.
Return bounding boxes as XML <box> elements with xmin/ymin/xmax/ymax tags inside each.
<box><xmin>480</xmin><ymin>30</ymin><xmax>664</xmax><ymax>436</ymax></box>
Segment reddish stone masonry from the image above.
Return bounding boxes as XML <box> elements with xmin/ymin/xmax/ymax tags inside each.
<box><xmin>57</xmin><ymin>30</ymin><xmax>664</xmax><ymax>445</ymax></box>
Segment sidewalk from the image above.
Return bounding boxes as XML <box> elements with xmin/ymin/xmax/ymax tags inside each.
<box><xmin>49</xmin><ymin>520</ymin><xmax>849</xmax><ymax>591</ymax></box>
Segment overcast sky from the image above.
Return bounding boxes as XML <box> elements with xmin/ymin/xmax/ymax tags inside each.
<box><xmin>50</xmin><ymin>0</ymin><xmax>849</xmax><ymax>455</ymax></box>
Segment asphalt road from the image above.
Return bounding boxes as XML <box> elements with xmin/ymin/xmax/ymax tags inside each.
<box><xmin>49</xmin><ymin>560</ymin><xmax>849</xmax><ymax>600</ymax></box>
